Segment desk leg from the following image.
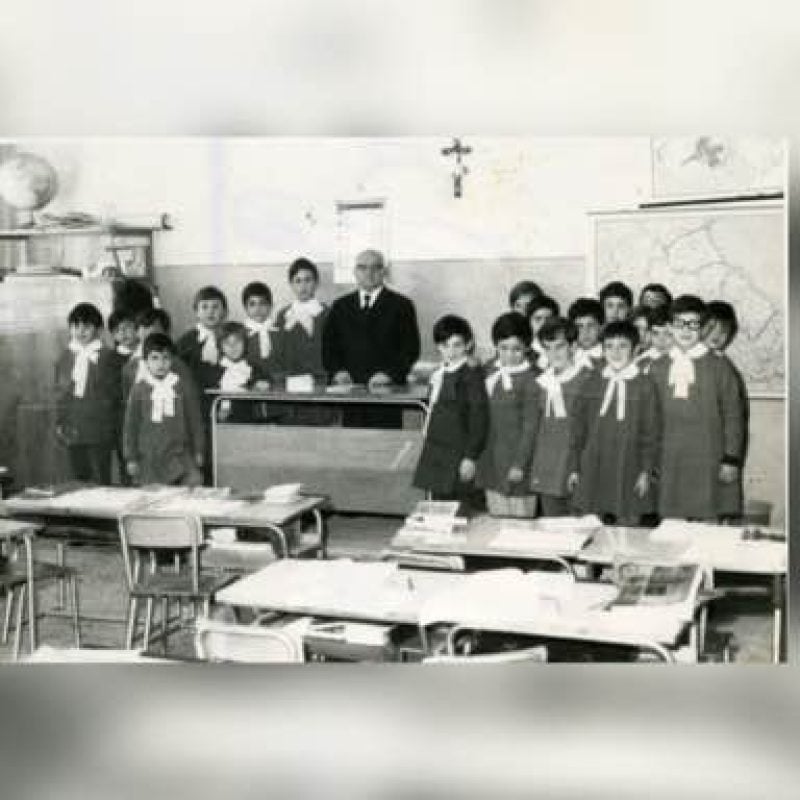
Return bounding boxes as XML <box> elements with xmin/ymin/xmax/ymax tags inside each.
<box><xmin>24</xmin><ymin>533</ymin><xmax>36</xmax><ymax>654</ymax></box>
<box><xmin>261</xmin><ymin>523</ymin><xmax>289</xmax><ymax>559</ymax></box>
<box><xmin>312</xmin><ymin>509</ymin><xmax>328</xmax><ymax>560</ymax></box>
<box><xmin>773</xmin><ymin>574</ymin><xmax>785</xmax><ymax>664</ymax></box>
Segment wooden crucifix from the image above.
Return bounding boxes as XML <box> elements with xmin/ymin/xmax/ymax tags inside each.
<box><xmin>441</xmin><ymin>137</ymin><xmax>472</xmax><ymax>198</ymax></box>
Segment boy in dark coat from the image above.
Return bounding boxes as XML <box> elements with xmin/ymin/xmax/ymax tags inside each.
<box><xmin>123</xmin><ymin>333</ymin><xmax>205</xmax><ymax>486</ymax></box>
<box><xmin>477</xmin><ymin>312</ymin><xmax>540</xmax><ymax>517</ymax></box>
<box><xmin>274</xmin><ymin>258</ymin><xmax>329</xmax><ymax>381</ymax></box>
<box><xmin>568</xmin><ymin>321</ymin><xmax>661</xmax><ymax>525</ymax></box>
<box><xmin>413</xmin><ymin>315</ymin><xmax>489</xmax><ymax>513</ymax></box>
<box><xmin>55</xmin><ymin>302</ymin><xmax>121</xmax><ymax>484</ymax></box>
<box><xmin>529</xmin><ymin>317</ymin><xmax>592</xmax><ymax>517</ymax></box>
<box><xmin>649</xmin><ymin>295</ymin><xmax>744</xmax><ymax>521</ymax></box>
<box><xmin>241</xmin><ymin>281</ymin><xmax>283</xmax><ymax>383</ymax></box>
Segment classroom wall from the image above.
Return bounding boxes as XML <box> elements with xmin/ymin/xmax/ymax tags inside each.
<box><xmin>2</xmin><ymin>138</ymin><xmax>786</xmax><ymax>523</ymax></box>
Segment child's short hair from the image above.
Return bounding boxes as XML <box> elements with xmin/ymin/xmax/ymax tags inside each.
<box><xmin>538</xmin><ymin>316</ymin><xmax>578</xmax><ymax>345</ymax></box>
<box><xmin>135</xmin><ymin>307</ymin><xmax>172</xmax><ymax>333</ymax></box>
<box><xmin>601</xmin><ymin>320</ymin><xmax>640</xmax><ymax>349</ymax></box>
<box><xmin>241</xmin><ymin>281</ymin><xmax>273</xmax><ymax>307</ymax></box>
<box><xmin>219</xmin><ymin>321</ymin><xmax>248</xmax><ymax>343</ymax></box>
<box><xmin>529</xmin><ymin>294</ymin><xmax>560</xmax><ymax>318</ymax></box>
<box><xmin>108</xmin><ymin>309</ymin><xmax>135</xmax><ymax>333</ymax></box>
<box><xmin>599</xmin><ymin>281</ymin><xmax>633</xmax><ymax>308</ymax></box>
<box><xmin>567</xmin><ymin>297</ymin><xmax>603</xmax><ymax>324</ymax></box>
<box><xmin>671</xmin><ymin>294</ymin><xmax>707</xmax><ymax>321</ymax></box>
<box><xmin>706</xmin><ymin>300</ymin><xmax>739</xmax><ymax>342</ymax></box>
<box><xmin>508</xmin><ymin>280</ymin><xmax>542</xmax><ymax>308</ymax></box>
<box><xmin>142</xmin><ymin>332</ymin><xmax>175</xmax><ymax>358</ymax></box>
<box><xmin>640</xmin><ymin>282</ymin><xmax>673</xmax><ymax>307</ymax></box>
<box><xmin>288</xmin><ymin>257</ymin><xmax>319</xmax><ymax>283</ymax></box>
<box><xmin>67</xmin><ymin>302</ymin><xmax>104</xmax><ymax>329</ymax></box>
<box><xmin>193</xmin><ymin>286</ymin><xmax>228</xmax><ymax>311</ymax></box>
<box><xmin>491</xmin><ymin>312</ymin><xmax>533</xmax><ymax>347</ymax></box>
<box><xmin>649</xmin><ymin>306</ymin><xmax>671</xmax><ymax>328</ymax></box>
<box><xmin>432</xmin><ymin>314</ymin><xmax>473</xmax><ymax>345</ymax></box>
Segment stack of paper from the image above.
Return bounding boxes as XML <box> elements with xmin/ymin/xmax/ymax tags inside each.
<box><xmin>490</xmin><ymin>527</ymin><xmax>592</xmax><ymax>556</ymax></box>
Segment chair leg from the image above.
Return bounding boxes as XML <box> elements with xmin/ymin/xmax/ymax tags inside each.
<box><xmin>56</xmin><ymin>542</ymin><xmax>66</xmax><ymax>610</ymax></box>
<box><xmin>13</xmin><ymin>585</ymin><xmax>26</xmax><ymax>660</ymax></box>
<box><xmin>143</xmin><ymin>598</ymin><xmax>154</xmax><ymax>651</ymax></box>
<box><xmin>161</xmin><ymin>597</ymin><xmax>169</xmax><ymax>654</ymax></box>
<box><xmin>124</xmin><ymin>597</ymin><xmax>138</xmax><ymax>649</ymax></box>
<box><xmin>2</xmin><ymin>587</ymin><xmax>13</xmax><ymax>644</ymax></box>
<box><xmin>69</xmin><ymin>577</ymin><xmax>81</xmax><ymax>649</ymax></box>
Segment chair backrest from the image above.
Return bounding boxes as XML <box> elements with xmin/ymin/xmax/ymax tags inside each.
<box><xmin>423</xmin><ymin>646</ymin><xmax>548</xmax><ymax>664</ymax></box>
<box><xmin>118</xmin><ymin>513</ymin><xmax>204</xmax><ymax>592</ymax></box>
<box><xmin>195</xmin><ymin>619</ymin><xmax>304</xmax><ymax>663</ymax></box>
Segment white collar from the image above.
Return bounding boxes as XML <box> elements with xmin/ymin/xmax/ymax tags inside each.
<box><xmin>486</xmin><ymin>361</ymin><xmax>530</xmax><ymax>394</ymax></box>
<box><xmin>599</xmin><ymin>362</ymin><xmax>639</xmax><ymax>420</ymax></box>
<box><xmin>360</xmin><ymin>286</ymin><xmax>383</xmax><ymax>304</ymax></box>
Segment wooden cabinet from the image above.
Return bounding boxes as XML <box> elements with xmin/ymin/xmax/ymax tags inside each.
<box><xmin>0</xmin><ymin>221</ymin><xmax>168</xmax><ymax>488</ymax></box>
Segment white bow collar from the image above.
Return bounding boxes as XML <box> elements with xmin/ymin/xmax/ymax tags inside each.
<box><xmin>143</xmin><ymin>371</ymin><xmax>179</xmax><ymax>422</ymax></box>
<box><xmin>536</xmin><ymin>363</ymin><xmax>582</xmax><ymax>418</ymax></box>
<box><xmin>668</xmin><ymin>343</ymin><xmax>708</xmax><ymax>399</ymax></box>
<box><xmin>485</xmin><ymin>361</ymin><xmax>531</xmax><ymax>395</ymax></box>
<box><xmin>244</xmin><ymin>317</ymin><xmax>278</xmax><ymax>360</ymax></box>
<box><xmin>68</xmin><ymin>339</ymin><xmax>103</xmax><ymax>398</ymax></box>
<box><xmin>284</xmin><ymin>299</ymin><xmax>323</xmax><ymax>336</ymax></box>
<box><xmin>428</xmin><ymin>358</ymin><xmax>467</xmax><ymax>406</ymax></box>
<box><xmin>600</xmin><ymin>362</ymin><xmax>639</xmax><ymax>421</ymax></box>
<box><xmin>575</xmin><ymin>343</ymin><xmax>602</xmax><ymax>371</ymax></box>
<box><xmin>220</xmin><ymin>357</ymin><xmax>252</xmax><ymax>391</ymax></box>
<box><xmin>196</xmin><ymin>324</ymin><xmax>219</xmax><ymax>364</ymax></box>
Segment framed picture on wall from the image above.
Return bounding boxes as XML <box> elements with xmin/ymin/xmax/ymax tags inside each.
<box><xmin>334</xmin><ymin>198</ymin><xmax>388</xmax><ymax>284</ymax></box>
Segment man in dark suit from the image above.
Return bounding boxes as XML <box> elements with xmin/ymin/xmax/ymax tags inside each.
<box><xmin>323</xmin><ymin>249</ymin><xmax>420</xmax><ymax>389</ymax></box>
<box><xmin>322</xmin><ymin>249</ymin><xmax>421</xmax><ymax>429</ymax></box>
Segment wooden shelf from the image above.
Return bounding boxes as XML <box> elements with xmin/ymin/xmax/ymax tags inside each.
<box><xmin>0</xmin><ymin>224</ymin><xmax>163</xmax><ymax>240</ymax></box>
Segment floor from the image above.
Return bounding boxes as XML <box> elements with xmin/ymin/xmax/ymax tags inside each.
<box><xmin>0</xmin><ymin>514</ymin><xmax>778</xmax><ymax>663</ymax></box>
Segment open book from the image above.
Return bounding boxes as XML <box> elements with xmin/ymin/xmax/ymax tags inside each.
<box><xmin>610</xmin><ymin>563</ymin><xmax>706</xmax><ymax>619</ymax></box>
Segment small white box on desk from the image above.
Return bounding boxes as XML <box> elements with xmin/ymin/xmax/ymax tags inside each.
<box><xmin>286</xmin><ymin>374</ymin><xmax>315</xmax><ymax>393</ymax></box>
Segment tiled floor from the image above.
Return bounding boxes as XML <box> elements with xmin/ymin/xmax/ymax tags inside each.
<box><xmin>0</xmin><ymin>515</ymin><xmax>778</xmax><ymax>663</ymax></box>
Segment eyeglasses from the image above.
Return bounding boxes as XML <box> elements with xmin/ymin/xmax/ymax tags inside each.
<box><xmin>671</xmin><ymin>318</ymin><xmax>703</xmax><ymax>331</ymax></box>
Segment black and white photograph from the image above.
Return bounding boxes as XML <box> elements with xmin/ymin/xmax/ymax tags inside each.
<box><xmin>0</xmin><ymin>135</ymin><xmax>787</xmax><ymax>665</ymax></box>
<box><xmin>4</xmin><ymin>3</ymin><xmax>800</xmax><ymax>797</ymax></box>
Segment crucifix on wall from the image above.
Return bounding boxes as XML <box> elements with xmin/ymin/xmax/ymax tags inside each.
<box><xmin>441</xmin><ymin>137</ymin><xmax>472</xmax><ymax>198</ymax></box>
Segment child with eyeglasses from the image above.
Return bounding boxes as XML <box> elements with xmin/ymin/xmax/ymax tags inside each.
<box><xmin>649</xmin><ymin>295</ymin><xmax>744</xmax><ymax>521</ymax></box>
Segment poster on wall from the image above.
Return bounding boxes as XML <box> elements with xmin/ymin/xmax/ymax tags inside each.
<box><xmin>650</xmin><ymin>137</ymin><xmax>785</xmax><ymax>202</ymax></box>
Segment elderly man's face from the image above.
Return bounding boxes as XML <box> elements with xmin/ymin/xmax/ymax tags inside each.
<box><xmin>354</xmin><ymin>253</ymin><xmax>385</xmax><ymax>291</ymax></box>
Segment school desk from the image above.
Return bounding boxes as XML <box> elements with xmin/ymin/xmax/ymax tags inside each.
<box><xmin>209</xmin><ymin>384</ymin><xmax>428</xmax><ymax>515</ymax></box>
<box><xmin>390</xmin><ymin>515</ymin><xmax>600</xmax><ymax>574</ymax></box>
<box><xmin>215</xmin><ymin>560</ymin><xmax>701</xmax><ymax>662</ymax></box>
<box><xmin>578</xmin><ymin>523</ymin><xmax>787</xmax><ymax>663</ymax></box>
<box><xmin>1</xmin><ymin>485</ymin><xmax>328</xmax><ymax>559</ymax></box>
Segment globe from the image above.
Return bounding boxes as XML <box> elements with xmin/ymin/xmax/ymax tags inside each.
<box><xmin>0</xmin><ymin>152</ymin><xmax>58</xmax><ymax>226</ymax></box>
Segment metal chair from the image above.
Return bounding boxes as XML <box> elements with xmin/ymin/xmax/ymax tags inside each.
<box><xmin>194</xmin><ymin>618</ymin><xmax>304</xmax><ymax>663</ymax></box>
<box><xmin>118</xmin><ymin>513</ymin><xmax>235</xmax><ymax>652</ymax></box>
<box><xmin>0</xmin><ymin>546</ymin><xmax>81</xmax><ymax>660</ymax></box>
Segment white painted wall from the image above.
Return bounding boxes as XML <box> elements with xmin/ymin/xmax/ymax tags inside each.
<box><xmin>23</xmin><ymin>137</ymin><xmax>652</xmax><ymax>263</ymax></box>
